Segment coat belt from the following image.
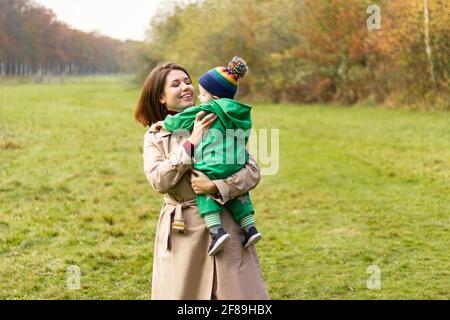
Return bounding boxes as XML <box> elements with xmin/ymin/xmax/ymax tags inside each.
<box><xmin>163</xmin><ymin>197</ymin><xmax>197</xmax><ymax>233</ymax></box>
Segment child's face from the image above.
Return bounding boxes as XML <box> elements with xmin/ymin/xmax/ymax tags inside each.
<box><xmin>198</xmin><ymin>85</ymin><xmax>217</xmax><ymax>104</ymax></box>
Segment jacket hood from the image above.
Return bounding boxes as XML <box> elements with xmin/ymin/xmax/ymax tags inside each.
<box><xmin>207</xmin><ymin>98</ymin><xmax>252</xmax><ymax>130</ymax></box>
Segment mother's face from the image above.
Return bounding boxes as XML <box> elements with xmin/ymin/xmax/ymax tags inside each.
<box><xmin>160</xmin><ymin>70</ymin><xmax>195</xmax><ymax>111</ymax></box>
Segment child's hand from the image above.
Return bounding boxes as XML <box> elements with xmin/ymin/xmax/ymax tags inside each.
<box><xmin>156</xmin><ymin>121</ymin><xmax>166</xmax><ymax>130</ymax></box>
<box><xmin>155</xmin><ymin>121</ymin><xmax>165</xmax><ymax>130</ymax></box>
<box><xmin>149</xmin><ymin>121</ymin><xmax>166</xmax><ymax>133</ymax></box>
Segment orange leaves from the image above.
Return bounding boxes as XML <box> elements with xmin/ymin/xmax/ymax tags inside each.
<box><xmin>142</xmin><ymin>0</ymin><xmax>448</xmax><ymax>106</ymax></box>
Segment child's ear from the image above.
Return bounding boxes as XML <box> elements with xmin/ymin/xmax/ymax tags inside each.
<box><xmin>213</xmin><ymin>95</ymin><xmax>220</xmax><ymax>99</ymax></box>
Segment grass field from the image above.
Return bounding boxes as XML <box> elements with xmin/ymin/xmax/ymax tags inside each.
<box><xmin>0</xmin><ymin>77</ymin><xmax>449</xmax><ymax>299</ymax></box>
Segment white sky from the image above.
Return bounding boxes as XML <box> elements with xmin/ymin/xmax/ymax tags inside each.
<box><xmin>34</xmin><ymin>0</ymin><xmax>164</xmax><ymax>41</ymax></box>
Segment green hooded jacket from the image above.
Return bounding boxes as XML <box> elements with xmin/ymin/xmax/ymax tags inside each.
<box><xmin>164</xmin><ymin>98</ymin><xmax>252</xmax><ymax>180</ymax></box>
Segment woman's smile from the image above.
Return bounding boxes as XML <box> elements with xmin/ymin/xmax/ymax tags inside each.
<box><xmin>180</xmin><ymin>92</ymin><xmax>193</xmax><ymax>100</ymax></box>
<box><xmin>179</xmin><ymin>90</ymin><xmax>194</xmax><ymax>105</ymax></box>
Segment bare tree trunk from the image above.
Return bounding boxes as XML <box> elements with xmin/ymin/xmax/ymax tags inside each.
<box><xmin>423</xmin><ymin>0</ymin><xmax>438</xmax><ymax>92</ymax></box>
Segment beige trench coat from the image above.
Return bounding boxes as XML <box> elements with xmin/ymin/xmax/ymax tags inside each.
<box><xmin>143</xmin><ymin>127</ymin><xmax>270</xmax><ymax>300</ymax></box>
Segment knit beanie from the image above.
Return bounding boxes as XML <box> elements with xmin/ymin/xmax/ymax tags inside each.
<box><xmin>198</xmin><ymin>56</ymin><xmax>248</xmax><ymax>99</ymax></box>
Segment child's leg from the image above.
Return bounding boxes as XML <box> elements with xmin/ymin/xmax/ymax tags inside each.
<box><xmin>224</xmin><ymin>193</ymin><xmax>261</xmax><ymax>248</ymax></box>
<box><xmin>196</xmin><ymin>194</ymin><xmax>231</xmax><ymax>255</ymax></box>
<box><xmin>196</xmin><ymin>194</ymin><xmax>222</xmax><ymax>227</ymax></box>
<box><xmin>224</xmin><ymin>192</ymin><xmax>255</xmax><ymax>230</ymax></box>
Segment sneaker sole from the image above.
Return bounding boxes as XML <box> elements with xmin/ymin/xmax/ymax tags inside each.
<box><xmin>244</xmin><ymin>233</ymin><xmax>262</xmax><ymax>248</ymax></box>
<box><xmin>208</xmin><ymin>234</ymin><xmax>231</xmax><ymax>256</ymax></box>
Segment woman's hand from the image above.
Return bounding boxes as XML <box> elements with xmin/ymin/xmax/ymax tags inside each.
<box><xmin>191</xmin><ymin>169</ymin><xmax>219</xmax><ymax>194</ymax></box>
<box><xmin>188</xmin><ymin>111</ymin><xmax>217</xmax><ymax>146</ymax></box>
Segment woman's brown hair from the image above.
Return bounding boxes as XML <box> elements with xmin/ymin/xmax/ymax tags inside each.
<box><xmin>134</xmin><ymin>63</ymin><xmax>192</xmax><ymax>127</ymax></box>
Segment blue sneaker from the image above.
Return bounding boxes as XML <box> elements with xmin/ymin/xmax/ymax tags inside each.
<box><xmin>242</xmin><ymin>226</ymin><xmax>262</xmax><ymax>248</ymax></box>
<box><xmin>208</xmin><ymin>228</ymin><xmax>231</xmax><ymax>256</ymax></box>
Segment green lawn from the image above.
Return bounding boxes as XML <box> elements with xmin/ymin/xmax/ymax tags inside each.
<box><xmin>0</xmin><ymin>77</ymin><xmax>449</xmax><ymax>299</ymax></box>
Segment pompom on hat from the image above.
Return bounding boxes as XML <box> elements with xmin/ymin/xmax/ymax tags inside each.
<box><xmin>198</xmin><ymin>56</ymin><xmax>248</xmax><ymax>99</ymax></box>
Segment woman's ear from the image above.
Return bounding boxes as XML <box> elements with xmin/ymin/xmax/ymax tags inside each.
<box><xmin>159</xmin><ymin>94</ymin><xmax>166</xmax><ymax>105</ymax></box>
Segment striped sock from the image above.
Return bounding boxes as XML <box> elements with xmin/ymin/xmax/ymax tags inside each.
<box><xmin>240</xmin><ymin>215</ymin><xmax>255</xmax><ymax>231</ymax></box>
<box><xmin>204</xmin><ymin>212</ymin><xmax>222</xmax><ymax>230</ymax></box>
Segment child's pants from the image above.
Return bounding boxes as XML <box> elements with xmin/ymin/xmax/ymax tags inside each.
<box><xmin>196</xmin><ymin>192</ymin><xmax>254</xmax><ymax>222</ymax></box>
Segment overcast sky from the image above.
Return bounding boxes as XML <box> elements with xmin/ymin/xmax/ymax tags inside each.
<box><xmin>34</xmin><ymin>0</ymin><xmax>164</xmax><ymax>41</ymax></box>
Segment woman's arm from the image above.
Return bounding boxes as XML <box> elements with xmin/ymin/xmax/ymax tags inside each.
<box><xmin>143</xmin><ymin>111</ymin><xmax>218</xmax><ymax>194</ymax></box>
<box><xmin>191</xmin><ymin>152</ymin><xmax>261</xmax><ymax>205</ymax></box>
<box><xmin>143</xmin><ymin>133</ymin><xmax>193</xmax><ymax>194</ymax></box>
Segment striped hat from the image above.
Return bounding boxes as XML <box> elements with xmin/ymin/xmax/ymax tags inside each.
<box><xmin>198</xmin><ymin>56</ymin><xmax>248</xmax><ymax>99</ymax></box>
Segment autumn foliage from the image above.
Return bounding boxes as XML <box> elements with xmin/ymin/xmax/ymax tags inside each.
<box><xmin>0</xmin><ymin>0</ymin><xmax>142</xmax><ymax>76</ymax></box>
<box><xmin>143</xmin><ymin>0</ymin><xmax>449</xmax><ymax>110</ymax></box>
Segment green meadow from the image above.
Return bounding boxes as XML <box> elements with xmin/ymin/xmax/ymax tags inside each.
<box><xmin>0</xmin><ymin>77</ymin><xmax>449</xmax><ymax>299</ymax></box>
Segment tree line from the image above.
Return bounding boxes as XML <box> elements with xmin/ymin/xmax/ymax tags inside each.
<box><xmin>0</xmin><ymin>0</ymin><xmax>143</xmax><ymax>77</ymax></box>
<box><xmin>142</xmin><ymin>0</ymin><xmax>448</xmax><ymax>110</ymax></box>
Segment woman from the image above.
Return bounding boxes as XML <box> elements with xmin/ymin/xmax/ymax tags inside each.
<box><xmin>134</xmin><ymin>63</ymin><xmax>269</xmax><ymax>300</ymax></box>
